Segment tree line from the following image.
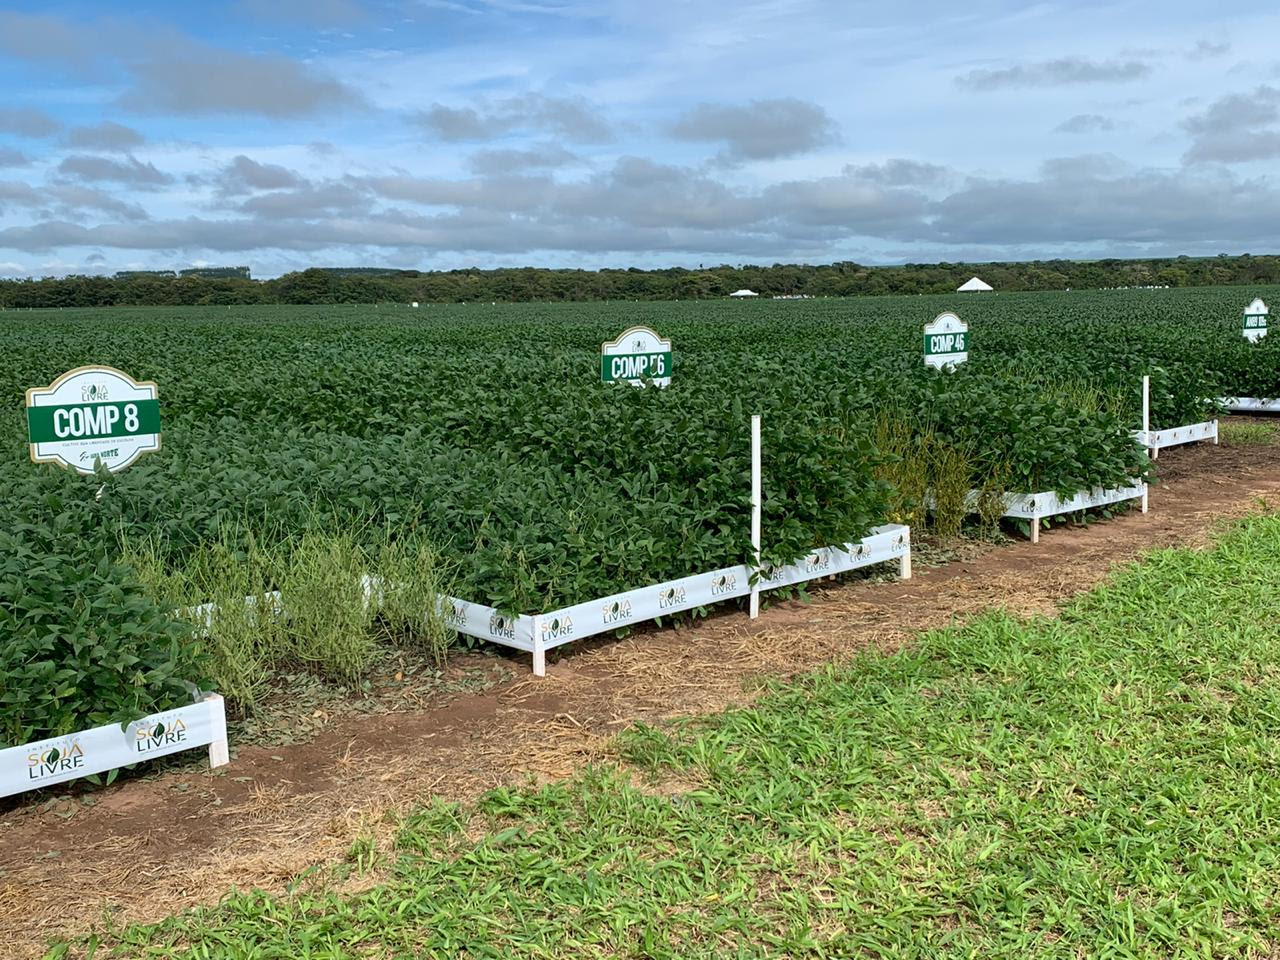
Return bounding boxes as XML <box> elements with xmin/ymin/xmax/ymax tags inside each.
<box><xmin>1</xmin><ymin>255</ymin><xmax>1278</xmax><ymax>309</ymax></box>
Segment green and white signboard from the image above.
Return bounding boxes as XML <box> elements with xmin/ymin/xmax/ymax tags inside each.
<box><xmin>1244</xmin><ymin>298</ymin><xmax>1269</xmax><ymax>343</ymax></box>
<box><xmin>923</xmin><ymin>312</ymin><xmax>969</xmax><ymax>370</ymax></box>
<box><xmin>26</xmin><ymin>365</ymin><xmax>161</xmax><ymax>475</ymax></box>
<box><xmin>601</xmin><ymin>326</ymin><xmax>672</xmax><ymax>387</ymax></box>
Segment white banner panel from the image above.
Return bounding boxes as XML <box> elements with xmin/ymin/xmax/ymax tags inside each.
<box><xmin>999</xmin><ymin>483</ymin><xmax>1147</xmax><ymax>519</ymax></box>
<box><xmin>757</xmin><ymin>525</ymin><xmax>909</xmax><ymax>591</ymax></box>
<box><xmin>534</xmin><ymin>524</ymin><xmax>911</xmax><ymax>650</ymax></box>
<box><xmin>1223</xmin><ymin>397</ymin><xmax>1280</xmax><ymax>413</ymax></box>
<box><xmin>1136</xmin><ymin>420</ymin><xmax>1218</xmax><ymax>451</ymax></box>
<box><xmin>442</xmin><ymin>595</ymin><xmax>536</xmax><ymax>652</ymax></box>
<box><xmin>535</xmin><ymin>563</ymin><xmax>753</xmax><ymax>650</ymax></box>
<box><xmin>1</xmin><ymin>695</ymin><xmax>228</xmax><ymax>799</ymax></box>
<box><xmin>174</xmin><ymin>528</ymin><xmax>911</xmax><ymax>668</ymax></box>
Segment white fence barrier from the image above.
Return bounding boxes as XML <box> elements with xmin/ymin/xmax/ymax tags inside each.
<box><xmin>1134</xmin><ymin>376</ymin><xmax>1219</xmax><ymax>458</ymax></box>
<box><xmin>1223</xmin><ymin>397</ymin><xmax>1280</xmax><ymax>413</ymax></box>
<box><xmin>993</xmin><ymin>485</ymin><xmax>1147</xmax><ymax>544</ymax></box>
<box><xmin>947</xmin><ymin>483</ymin><xmax>1148</xmax><ymax>544</ymax></box>
<box><xmin>443</xmin><ymin>523</ymin><xmax>912</xmax><ymax>676</ymax></box>
<box><xmin>1134</xmin><ymin>421</ymin><xmax>1218</xmax><ymax>458</ymax></box>
<box><xmin>1</xmin><ymin>693</ymin><xmax>228</xmax><ymax>800</ymax></box>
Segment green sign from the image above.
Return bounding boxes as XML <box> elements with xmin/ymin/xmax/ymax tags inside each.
<box><xmin>923</xmin><ymin>330</ymin><xmax>969</xmax><ymax>355</ymax></box>
<box><xmin>26</xmin><ymin>366</ymin><xmax>161</xmax><ymax>475</ymax></box>
<box><xmin>27</xmin><ymin>400</ymin><xmax>161</xmax><ymax>444</ymax></box>
<box><xmin>1244</xmin><ymin>297</ymin><xmax>1269</xmax><ymax>343</ymax></box>
<box><xmin>923</xmin><ymin>312</ymin><xmax>969</xmax><ymax>370</ymax></box>
<box><xmin>601</xmin><ymin>326</ymin><xmax>673</xmax><ymax>387</ymax></box>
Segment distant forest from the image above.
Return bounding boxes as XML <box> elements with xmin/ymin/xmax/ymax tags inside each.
<box><xmin>1</xmin><ymin>255</ymin><xmax>1278</xmax><ymax>308</ymax></box>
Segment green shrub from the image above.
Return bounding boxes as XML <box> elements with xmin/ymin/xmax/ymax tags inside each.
<box><xmin>0</xmin><ymin>498</ymin><xmax>201</xmax><ymax>748</ymax></box>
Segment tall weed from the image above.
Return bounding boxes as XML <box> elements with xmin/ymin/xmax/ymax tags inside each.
<box><xmin>928</xmin><ymin>438</ymin><xmax>972</xmax><ymax>541</ymax></box>
<box><xmin>123</xmin><ymin>522</ymin><xmax>456</xmax><ymax>714</ymax></box>
<box><xmin>874</xmin><ymin>413</ymin><xmax>930</xmax><ymax>530</ymax></box>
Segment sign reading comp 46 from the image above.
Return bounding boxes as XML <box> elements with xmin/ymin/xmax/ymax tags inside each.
<box><xmin>923</xmin><ymin>312</ymin><xmax>969</xmax><ymax>370</ymax></box>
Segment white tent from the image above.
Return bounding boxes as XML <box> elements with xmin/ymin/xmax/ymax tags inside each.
<box><xmin>728</xmin><ymin>289</ymin><xmax>759</xmax><ymax>297</ymax></box>
<box><xmin>957</xmin><ymin>276</ymin><xmax>993</xmax><ymax>292</ymax></box>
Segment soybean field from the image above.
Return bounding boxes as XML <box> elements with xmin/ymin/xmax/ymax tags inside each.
<box><xmin>2</xmin><ymin>285</ymin><xmax>1277</xmax><ymax>745</ymax></box>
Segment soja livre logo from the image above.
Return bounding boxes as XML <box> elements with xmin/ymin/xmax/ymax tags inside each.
<box><xmin>658</xmin><ymin>585</ymin><xmax>687</xmax><ymax>609</ymax></box>
<box><xmin>80</xmin><ymin>383</ymin><xmax>109</xmax><ymax>402</ymax></box>
<box><xmin>27</xmin><ymin>739</ymin><xmax>86</xmax><ymax>782</ymax></box>
<box><xmin>541</xmin><ymin>616</ymin><xmax>574</xmax><ymax>643</ymax></box>
<box><xmin>710</xmin><ymin>572</ymin><xmax>739</xmax><ymax>596</ymax></box>
<box><xmin>488</xmin><ymin>611</ymin><xmax>516</xmax><ymax>641</ymax></box>
<box><xmin>758</xmin><ymin>561</ymin><xmax>785</xmax><ymax>582</ymax></box>
<box><xmin>446</xmin><ymin>601</ymin><xmax>468</xmax><ymax>629</ymax></box>
<box><xmin>134</xmin><ymin>716</ymin><xmax>188</xmax><ymax>755</ymax></box>
<box><xmin>804</xmin><ymin>551</ymin><xmax>832</xmax><ymax>574</ymax></box>
<box><xmin>601</xmin><ymin>599</ymin><xmax>633</xmax><ymax>626</ymax></box>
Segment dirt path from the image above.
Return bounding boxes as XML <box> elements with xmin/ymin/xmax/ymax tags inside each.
<box><xmin>3</xmin><ymin>432</ymin><xmax>1280</xmax><ymax>957</ymax></box>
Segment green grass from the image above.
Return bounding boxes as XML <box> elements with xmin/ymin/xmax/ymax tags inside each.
<box><xmin>1220</xmin><ymin>420</ymin><xmax>1279</xmax><ymax>446</ymax></box>
<box><xmin>74</xmin><ymin>513</ymin><xmax>1280</xmax><ymax>958</ymax></box>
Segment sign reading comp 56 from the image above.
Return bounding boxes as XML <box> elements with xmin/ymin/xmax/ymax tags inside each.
<box><xmin>601</xmin><ymin>326</ymin><xmax>672</xmax><ymax>387</ymax></box>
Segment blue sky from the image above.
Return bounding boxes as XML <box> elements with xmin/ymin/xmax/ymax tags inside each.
<box><xmin>0</xmin><ymin>0</ymin><xmax>1278</xmax><ymax>277</ymax></box>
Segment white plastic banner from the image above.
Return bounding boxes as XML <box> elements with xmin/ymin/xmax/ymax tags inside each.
<box><xmin>449</xmin><ymin>524</ymin><xmax>911</xmax><ymax>653</ymax></box>
<box><xmin>1134</xmin><ymin>421</ymin><xmax>1218</xmax><ymax>452</ymax></box>
<box><xmin>0</xmin><ymin>695</ymin><xmax>228</xmax><ymax>799</ymax></box>
<box><xmin>176</xmin><ymin>526</ymin><xmax>912</xmax><ymax>673</ymax></box>
<box><xmin>1223</xmin><ymin>397</ymin><xmax>1280</xmax><ymax>413</ymax></box>
<box><xmin>993</xmin><ymin>484</ymin><xmax>1147</xmax><ymax>520</ymax></box>
<box><xmin>443</xmin><ymin>596</ymin><xmax>536</xmax><ymax>652</ymax></box>
<box><xmin>534</xmin><ymin>562</ymin><xmax>753</xmax><ymax>651</ymax></box>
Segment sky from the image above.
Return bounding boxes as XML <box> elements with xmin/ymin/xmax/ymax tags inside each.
<box><xmin>0</xmin><ymin>0</ymin><xmax>1279</xmax><ymax>278</ymax></box>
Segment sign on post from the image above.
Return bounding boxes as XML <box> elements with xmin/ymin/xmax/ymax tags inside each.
<box><xmin>601</xmin><ymin>326</ymin><xmax>672</xmax><ymax>387</ymax></box>
<box><xmin>923</xmin><ymin>312</ymin><xmax>969</xmax><ymax>370</ymax></box>
<box><xmin>26</xmin><ymin>365</ymin><xmax>161</xmax><ymax>475</ymax></box>
<box><xmin>1244</xmin><ymin>298</ymin><xmax>1269</xmax><ymax>342</ymax></box>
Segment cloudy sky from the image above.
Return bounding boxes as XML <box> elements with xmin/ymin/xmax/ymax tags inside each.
<box><xmin>0</xmin><ymin>0</ymin><xmax>1278</xmax><ymax>277</ymax></box>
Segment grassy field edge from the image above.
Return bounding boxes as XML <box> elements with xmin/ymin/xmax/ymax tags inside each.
<box><xmin>74</xmin><ymin>511</ymin><xmax>1280</xmax><ymax>959</ymax></box>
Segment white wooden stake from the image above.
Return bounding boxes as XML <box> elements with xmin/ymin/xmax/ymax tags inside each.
<box><xmin>532</xmin><ymin>615</ymin><xmax>546</xmax><ymax>677</ymax></box>
<box><xmin>750</xmin><ymin>415</ymin><xmax>762</xmax><ymax>619</ymax></box>
<box><xmin>1143</xmin><ymin>375</ymin><xmax>1157</xmax><ymax>460</ymax></box>
<box><xmin>1141</xmin><ymin>376</ymin><xmax>1151</xmax><ymax>512</ymax></box>
<box><xmin>1030</xmin><ymin>511</ymin><xmax>1040</xmax><ymax>544</ymax></box>
<box><xmin>205</xmin><ymin>693</ymin><xmax>229</xmax><ymax>769</ymax></box>
<box><xmin>898</xmin><ymin>529</ymin><xmax>912</xmax><ymax>580</ymax></box>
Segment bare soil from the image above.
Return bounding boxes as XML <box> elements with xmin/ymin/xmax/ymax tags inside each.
<box><xmin>2</xmin><ymin>428</ymin><xmax>1279</xmax><ymax>958</ymax></box>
